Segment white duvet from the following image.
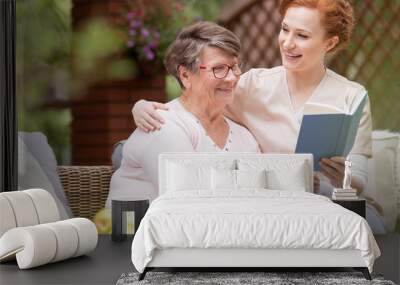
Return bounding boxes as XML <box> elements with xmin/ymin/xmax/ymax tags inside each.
<box><xmin>131</xmin><ymin>190</ymin><xmax>380</xmax><ymax>273</ymax></box>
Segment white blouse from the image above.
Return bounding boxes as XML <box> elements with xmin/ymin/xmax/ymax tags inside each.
<box><xmin>226</xmin><ymin>66</ymin><xmax>373</xmax><ymax>157</ymax></box>
<box><xmin>106</xmin><ymin>99</ymin><xmax>260</xmax><ymax>207</ymax></box>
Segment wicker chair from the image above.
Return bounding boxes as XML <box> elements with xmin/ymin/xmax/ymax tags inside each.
<box><xmin>58</xmin><ymin>166</ymin><xmax>114</xmax><ymax>220</ymax></box>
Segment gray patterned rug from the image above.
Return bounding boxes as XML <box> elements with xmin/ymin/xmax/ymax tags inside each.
<box><xmin>116</xmin><ymin>271</ymin><xmax>396</xmax><ymax>285</ymax></box>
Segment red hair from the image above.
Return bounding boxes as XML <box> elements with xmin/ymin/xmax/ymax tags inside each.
<box><xmin>279</xmin><ymin>0</ymin><xmax>355</xmax><ymax>52</ymax></box>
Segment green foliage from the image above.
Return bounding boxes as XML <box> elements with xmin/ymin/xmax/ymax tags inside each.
<box><xmin>17</xmin><ymin>0</ymin><xmax>72</xmax><ymax>164</ymax></box>
<box><xmin>367</xmin><ymin>52</ymin><xmax>400</xmax><ymax>131</ymax></box>
<box><xmin>166</xmin><ymin>75</ymin><xmax>182</xmax><ymax>100</ymax></box>
<box><xmin>108</xmin><ymin>58</ymin><xmax>138</xmax><ymax>79</ymax></box>
<box><xmin>120</xmin><ymin>0</ymin><xmax>225</xmax><ymax>71</ymax></box>
<box><xmin>18</xmin><ymin>108</ymin><xmax>72</xmax><ymax>165</ymax></box>
<box><xmin>329</xmin><ymin>1</ymin><xmax>399</xmax><ymax>131</ymax></box>
<box><xmin>73</xmin><ymin>18</ymin><xmax>136</xmax><ymax>78</ymax></box>
<box><xmin>16</xmin><ymin>0</ymin><xmax>224</xmax><ymax>164</ymax></box>
<box><xmin>184</xmin><ymin>0</ymin><xmax>223</xmax><ymax>22</ymax></box>
<box><xmin>346</xmin><ymin>1</ymin><xmax>400</xmax><ymax>131</ymax></box>
<box><xmin>74</xmin><ymin>19</ymin><xmax>123</xmax><ymax>71</ymax></box>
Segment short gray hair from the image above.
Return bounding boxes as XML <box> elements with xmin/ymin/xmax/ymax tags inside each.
<box><xmin>164</xmin><ymin>21</ymin><xmax>241</xmax><ymax>89</ymax></box>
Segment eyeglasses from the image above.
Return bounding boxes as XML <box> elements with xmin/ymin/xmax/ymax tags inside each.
<box><xmin>199</xmin><ymin>63</ymin><xmax>242</xmax><ymax>79</ymax></box>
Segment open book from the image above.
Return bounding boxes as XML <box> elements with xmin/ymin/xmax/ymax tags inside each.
<box><xmin>295</xmin><ymin>92</ymin><xmax>368</xmax><ymax>171</ymax></box>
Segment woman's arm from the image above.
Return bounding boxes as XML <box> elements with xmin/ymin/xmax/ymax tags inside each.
<box><xmin>131</xmin><ymin>70</ymin><xmax>254</xmax><ymax>132</ymax></box>
<box><xmin>132</xmin><ymin>97</ymin><xmax>245</xmax><ymax>133</ymax></box>
<box><xmin>132</xmin><ymin>100</ymin><xmax>169</xmax><ymax>132</ymax></box>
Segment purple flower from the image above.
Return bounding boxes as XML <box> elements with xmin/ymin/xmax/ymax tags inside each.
<box><xmin>154</xmin><ymin>31</ymin><xmax>160</xmax><ymax>39</ymax></box>
<box><xmin>128</xmin><ymin>29</ymin><xmax>136</xmax><ymax>36</ymax></box>
<box><xmin>126</xmin><ymin>40</ymin><xmax>135</xmax><ymax>48</ymax></box>
<box><xmin>148</xmin><ymin>41</ymin><xmax>157</xmax><ymax>49</ymax></box>
<box><xmin>130</xmin><ymin>20</ymin><xmax>141</xmax><ymax>29</ymax></box>
<box><xmin>143</xmin><ymin>46</ymin><xmax>155</xmax><ymax>60</ymax></box>
<box><xmin>126</xmin><ymin>12</ymin><xmax>135</xmax><ymax>20</ymax></box>
<box><xmin>141</xmin><ymin>28</ymin><xmax>150</xmax><ymax>37</ymax></box>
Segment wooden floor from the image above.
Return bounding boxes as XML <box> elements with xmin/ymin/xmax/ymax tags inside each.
<box><xmin>374</xmin><ymin>234</ymin><xmax>400</xmax><ymax>284</ymax></box>
<box><xmin>0</xmin><ymin>234</ymin><xmax>398</xmax><ymax>285</ymax></box>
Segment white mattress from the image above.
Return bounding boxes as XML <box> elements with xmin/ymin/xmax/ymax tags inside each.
<box><xmin>131</xmin><ymin>190</ymin><xmax>380</xmax><ymax>273</ymax></box>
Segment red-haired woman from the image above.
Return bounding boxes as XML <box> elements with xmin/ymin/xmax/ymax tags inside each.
<box><xmin>131</xmin><ymin>0</ymin><xmax>385</xmax><ymax>233</ymax></box>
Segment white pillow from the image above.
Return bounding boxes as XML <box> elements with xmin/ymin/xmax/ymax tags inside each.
<box><xmin>365</xmin><ymin>130</ymin><xmax>400</xmax><ymax>232</ymax></box>
<box><xmin>238</xmin><ymin>159</ymin><xmax>309</xmax><ymax>192</ymax></box>
<box><xmin>236</xmin><ymin>169</ymin><xmax>267</xmax><ymax>189</ymax></box>
<box><xmin>211</xmin><ymin>168</ymin><xmax>268</xmax><ymax>191</ymax></box>
<box><xmin>266</xmin><ymin>166</ymin><xmax>306</xmax><ymax>191</ymax></box>
<box><xmin>211</xmin><ymin>168</ymin><xmax>236</xmax><ymax>190</ymax></box>
<box><xmin>166</xmin><ymin>162</ymin><xmax>212</xmax><ymax>192</ymax></box>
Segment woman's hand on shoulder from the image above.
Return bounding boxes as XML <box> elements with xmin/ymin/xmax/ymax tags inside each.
<box><xmin>132</xmin><ymin>100</ymin><xmax>169</xmax><ymax>132</ymax></box>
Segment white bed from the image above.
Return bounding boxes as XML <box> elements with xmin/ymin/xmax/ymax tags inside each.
<box><xmin>131</xmin><ymin>153</ymin><xmax>380</xmax><ymax>280</ymax></box>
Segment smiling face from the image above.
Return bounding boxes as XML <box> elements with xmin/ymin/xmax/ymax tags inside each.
<box><xmin>181</xmin><ymin>46</ymin><xmax>240</xmax><ymax>108</ymax></box>
<box><xmin>278</xmin><ymin>6</ymin><xmax>338</xmax><ymax>73</ymax></box>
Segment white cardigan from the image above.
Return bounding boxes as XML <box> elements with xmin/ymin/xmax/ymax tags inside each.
<box><xmin>106</xmin><ymin>99</ymin><xmax>260</xmax><ymax>207</ymax></box>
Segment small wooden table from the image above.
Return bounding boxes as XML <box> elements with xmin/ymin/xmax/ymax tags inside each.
<box><xmin>332</xmin><ymin>198</ymin><xmax>366</xmax><ymax>218</ymax></box>
<box><xmin>112</xmin><ymin>198</ymin><xmax>149</xmax><ymax>242</ymax></box>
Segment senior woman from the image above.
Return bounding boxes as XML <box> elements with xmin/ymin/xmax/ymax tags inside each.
<box><xmin>105</xmin><ymin>21</ymin><xmax>259</xmax><ymax>206</ymax></box>
<box><xmin>131</xmin><ymin>0</ymin><xmax>386</xmax><ymax>233</ymax></box>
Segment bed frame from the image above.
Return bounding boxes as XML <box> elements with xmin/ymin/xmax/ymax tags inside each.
<box><xmin>140</xmin><ymin>248</ymin><xmax>371</xmax><ymax>280</ymax></box>
<box><xmin>138</xmin><ymin>153</ymin><xmax>371</xmax><ymax>280</ymax></box>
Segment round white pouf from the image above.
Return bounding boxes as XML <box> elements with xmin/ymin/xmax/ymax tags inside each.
<box><xmin>24</xmin><ymin>188</ymin><xmax>60</xmax><ymax>223</ymax></box>
<box><xmin>65</xmin><ymin>218</ymin><xmax>98</xmax><ymax>257</ymax></box>
<box><xmin>0</xmin><ymin>196</ymin><xmax>17</xmax><ymax>237</ymax></box>
<box><xmin>0</xmin><ymin>226</ymin><xmax>57</xmax><ymax>269</ymax></box>
<box><xmin>42</xmin><ymin>221</ymin><xmax>79</xmax><ymax>262</ymax></box>
<box><xmin>0</xmin><ymin>191</ymin><xmax>39</xmax><ymax>227</ymax></box>
<box><xmin>0</xmin><ymin>189</ymin><xmax>59</xmax><ymax>238</ymax></box>
<box><xmin>0</xmin><ymin>218</ymin><xmax>98</xmax><ymax>269</ymax></box>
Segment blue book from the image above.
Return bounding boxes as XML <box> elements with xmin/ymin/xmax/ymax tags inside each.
<box><xmin>295</xmin><ymin>92</ymin><xmax>368</xmax><ymax>171</ymax></box>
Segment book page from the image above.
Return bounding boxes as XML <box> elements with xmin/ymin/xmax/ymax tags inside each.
<box><xmin>303</xmin><ymin>102</ymin><xmax>344</xmax><ymax>115</ymax></box>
